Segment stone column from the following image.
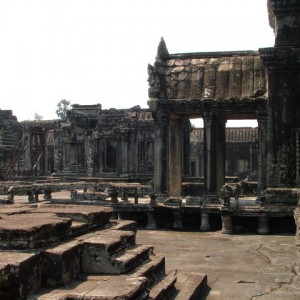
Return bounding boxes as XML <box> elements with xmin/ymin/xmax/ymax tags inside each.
<box><xmin>121</xmin><ymin>134</ymin><xmax>128</xmax><ymax>175</ymax></box>
<box><xmin>173</xmin><ymin>210</ymin><xmax>183</xmax><ymax>230</ymax></box>
<box><xmin>22</xmin><ymin>128</ymin><xmax>32</xmax><ymax>174</ymax></box>
<box><xmin>257</xmin><ymin>214</ymin><xmax>269</xmax><ymax>234</ymax></box>
<box><xmin>216</xmin><ymin>118</ymin><xmax>226</xmax><ymax>195</ymax></box>
<box><xmin>183</xmin><ymin>120</ymin><xmax>191</xmax><ymax>177</ymax></box>
<box><xmin>200</xmin><ymin>211</ymin><xmax>211</xmax><ymax>231</ymax></box>
<box><xmin>129</xmin><ymin>130</ymin><xmax>138</xmax><ymax>178</ymax></box>
<box><xmin>257</xmin><ymin>114</ymin><xmax>268</xmax><ymax>196</ymax></box>
<box><xmin>203</xmin><ymin>111</ymin><xmax>226</xmax><ymax>197</ymax></box>
<box><xmin>146</xmin><ymin>211</ymin><xmax>157</xmax><ymax>229</ymax></box>
<box><xmin>169</xmin><ymin>118</ymin><xmax>183</xmax><ymax>197</ymax></box>
<box><xmin>295</xmin><ymin>130</ymin><xmax>300</xmax><ymax>185</ymax></box>
<box><xmin>53</xmin><ymin>129</ymin><xmax>63</xmax><ymax>172</ymax></box>
<box><xmin>221</xmin><ymin>211</ymin><xmax>233</xmax><ymax>234</ymax></box>
<box><xmin>153</xmin><ymin>115</ymin><xmax>168</xmax><ymax>194</ymax></box>
<box><xmin>86</xmin><ymin>138</ymin><xmax>95</xmax><ymax>176</ymax></box>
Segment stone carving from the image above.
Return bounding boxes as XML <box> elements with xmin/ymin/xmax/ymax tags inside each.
<box><xmin>148</xmin><ymin>64</ymin><xmax>161</xmax><ymax>98</ymax></box>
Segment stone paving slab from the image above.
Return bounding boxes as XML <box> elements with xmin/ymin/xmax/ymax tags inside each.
<box><xmin>137</xmin><ymin>229</ymin><xmax>300</xmax><ymax>300</ymax></box>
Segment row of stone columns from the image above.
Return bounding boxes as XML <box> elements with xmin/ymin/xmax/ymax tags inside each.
<box><xmin>153</xmin><ymin>110</ymin><xmax>267</xmax><ymax>202</ymax></box>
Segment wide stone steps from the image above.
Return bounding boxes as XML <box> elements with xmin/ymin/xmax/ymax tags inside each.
<box><xmin>131</xmin><ymin>255</ymin><xmax>166</xmax><ymax>287</ymax></box>
<box><xmin>0</xmin><ymin>203</ymin><xmax>207</xmax><ymax>300</ymax></box>
<box><xmin>148</xmin><ymin>270</ymin><xmax>177</xmax><ymax>300</ymax></box>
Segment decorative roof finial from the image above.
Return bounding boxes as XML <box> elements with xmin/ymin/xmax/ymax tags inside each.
<box><xmin>156</xmin><ymin>37</ymin><xmax>169</xmax><ymax>59</ymax></box>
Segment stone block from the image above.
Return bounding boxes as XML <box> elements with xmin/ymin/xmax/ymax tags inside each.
<box><xmin>42</xmin><ymin>240</ymin><xmax>81</xmax><ymax>287</ymax></box>
<box><xmin>0</xmin><ymin>213</ymin><xmax>72</xmax><ymax>249</ymax></box>
<box><xmin>0</xmin><ymin>252</ymin><xmax>41</xmax><ymax>299</ymax></box>
<box><xmin>148</xmin><ymin>270</ymin><xmax>177</xmax><ymax>300</ymax></box>
<box><xmin>35</xmin><ymin>204</ymin><xmax>112</xmax><ymax>227</ymax></box>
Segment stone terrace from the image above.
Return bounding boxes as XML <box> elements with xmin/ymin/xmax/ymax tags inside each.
<box><xmin>0</xmin><ymin>202</ymin><xmax>207</xmax><ymax>299</ymax></box>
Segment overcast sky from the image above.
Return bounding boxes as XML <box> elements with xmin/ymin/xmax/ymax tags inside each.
<box><xmin>0</xmin><ymin>0</ymin><xmax>274</xmax><ymax>125</ymax></box>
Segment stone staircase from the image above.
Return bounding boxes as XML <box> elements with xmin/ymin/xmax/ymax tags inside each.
<box><xmin>0</xmin><ymin>204</ymin><xmax>207</xmax><ymax>299</ymax></box>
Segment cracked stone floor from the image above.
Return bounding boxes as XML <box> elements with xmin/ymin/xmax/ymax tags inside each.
<box><xmin>137</xmin><ymin>229</ymin><xmax>300</xmax><ymax>300</ymax></box>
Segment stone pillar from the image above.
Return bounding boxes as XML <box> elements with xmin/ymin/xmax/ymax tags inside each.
<box><xmin>153</xmin><ymin>115</ymin><xmax>168</xmax><ymax>194</ymax></box>
<box><xmin>146</xmin><ymin>211</ymin><xmax>157</xmax><ymax>229</ymax></box>
<box><xmin>216</xmin><ymin>118</ymin><xmax>226</xmax><ymax>194</ymax></box>
<box><xmin>221</xmin><ymin>211</ymin><xmax>233</xmax><ymax>234</ymax></box>
<box><xmin>295</xmin><ymin>130</ymin><xmax>300</xmax><ymax>185</ymax></box>
<box><xmin>183</xmin><ymin>120</ymin><xmax>191</xmax><ymax>177</ymax></box>
<box><xmin>200</xmin><ymin>211</ymin><xmax>211</xmax><ymax>231</ymax></box>
<box><xmin>121</xmin><ymin>135</ymin><xmax>128</xmax><ymax>175</ymax></box>
<box><xmin>173</xmin><ymin>210</ymin><xmax>183</xmax><ymax>230</ymax></box>
<box><xmin>257</xmin><ymin>214</ymin><xmax>269</xmax><ymax>234</ymax></box>
<box><xmin>86</xmin><ymin>138</ymin><xmax>95</xmax><ymax>176</ymax></box>
<box><xmin>53</xmin><ymin>129</ymin><xmax>63</xmax><ymax>172</ymax></box>
<box><xmin>260</xmin><ymin>0</ymin><xmax>300</xmax><ymax>187</ymax></box>
<box><xmin>257</xmin><ymin>114</ymin><xmax>268</xmax><ymax>196</ymax></box>
<box><xmin>22</xmin><ymin>128</ymin><xmax>32</xmax><ymax>174</ymax></box>
<box><xmin>203</xmin><ymin>111</ymin><xmax>226</xmax><ymax>197</ymax></box>
<box><xmin>169</xmin><ymin>118</ymin><xmax>183</xmax><ymax>197</ymax></box>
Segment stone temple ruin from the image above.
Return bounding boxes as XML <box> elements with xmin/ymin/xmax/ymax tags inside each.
<box><xmin>0</xmin><ymin>0</ymin><xmax>300</xmax><ymax>299</ymax></box>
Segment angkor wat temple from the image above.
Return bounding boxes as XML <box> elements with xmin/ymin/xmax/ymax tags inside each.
<box><xmin>0</xmin><ymin>1</ymin><xmax>300</xmax><ymax>299</ymax></box>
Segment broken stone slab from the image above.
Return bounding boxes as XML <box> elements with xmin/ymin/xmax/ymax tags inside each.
<box><xmin>0</xmin><ymin>251</ymin><xmax>41</xmax><ymax>299</ymax></box>
<box><xmin>0</xmin><ymin>213</ymin><xmax>72</xmax><ymax>250</ymax></box>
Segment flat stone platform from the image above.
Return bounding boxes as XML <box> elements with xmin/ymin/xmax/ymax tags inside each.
<box><xmin>137</xmin><ymin>229</ymin><xmax>300</xmax><ymax>299</ymax></box>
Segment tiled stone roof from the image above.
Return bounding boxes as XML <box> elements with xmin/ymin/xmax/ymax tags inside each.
<box><xmin>191</xmin><ymin>127</ymin><xmax>258</xmax><ymax>143</ymax></box>
<box><xmin>155</xmin><ymin>51</ymin><xmax>268</xmax><ymax>101</ymax></box>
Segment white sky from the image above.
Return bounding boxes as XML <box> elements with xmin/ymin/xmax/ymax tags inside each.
<box><xmin>0</xmin><ymin>0</ymin><xmax>274</xmax><ymax>125</ymax></box>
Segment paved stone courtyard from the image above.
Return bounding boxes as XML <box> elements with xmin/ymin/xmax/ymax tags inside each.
<box><xmin>137</xmin><ymin>229</ymin><xmax>300</xmax><ymax>299</ymax></box>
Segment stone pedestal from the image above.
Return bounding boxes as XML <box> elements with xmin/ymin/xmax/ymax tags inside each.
<box><xmin>200</xmin><ymin>211</ymin><xmax>211</xmax><ymax>231</ymax></box>
<box><xmin>221</xmin><ymin>212</ymin><xmax>233</xmax><ymax>234</ymax></box>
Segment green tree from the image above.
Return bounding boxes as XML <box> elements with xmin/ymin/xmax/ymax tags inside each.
<box><xmin>56</xmin><ymin>99</ymin><xmax>71</xmax><ymax>120</ymax></box>
<box><xmin>34</xmin><ymin>113</ymin><xmax>43</xmax><ymax>120</ymax></box>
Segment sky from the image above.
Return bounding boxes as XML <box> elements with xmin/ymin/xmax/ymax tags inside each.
<box><xmin>0</xmin><ymin>0</ymin><xmax>274</xmax><ymax>126</ymax></box>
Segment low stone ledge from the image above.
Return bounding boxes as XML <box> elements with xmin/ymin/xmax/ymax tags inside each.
<box><xmin>261</xmin><ymin>188</ymin><xmax>299</xmax><ymax>206</ymax></box>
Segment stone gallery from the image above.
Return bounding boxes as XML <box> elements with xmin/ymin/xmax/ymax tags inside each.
<box><xmin>0</xmin><ymin>0</ymin><xmax>300</xmax><ymax>299</ymax></box>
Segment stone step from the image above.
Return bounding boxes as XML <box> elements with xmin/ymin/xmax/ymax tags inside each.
<box><xmin>41</xmin><ymin>240</ymin><xmax>81</xmax><ymax>287</ymax></box>
<box><xmin>81</xmin><ymin>231</ymin><xmax>138</xmax><ymax>274</ymax></box>
<box><xmin>175</xmin><ymin>272</ymin><xmax>208</xmax><ymax>300</ymax></box>
<box><xmin>148</xmin><ymin>270</ymin><xmax>177</xmax><ymax>300</ymax></box>
<box><xmin>110</xmin><ymin>219</ymin><xmax>137</xmax><ymax>232</ymax></box>
<box><xmin>131</xmin><ymin>255</ymin><xmax>166</xmax><ymax>288</ymax></box>
<box><xmin>28</xmin><ymin>275</ymin><xmax>149</xmax><ymax>300</ymax></box>
<box><xmin>113</xmin><ymin>244</ymin><xmax>154</xmax><ymax>274</ymax></box>
<box><xmin>0</xmin><ymin>251</ymin><xmax>41</xmax><ymax>299</ymax></box>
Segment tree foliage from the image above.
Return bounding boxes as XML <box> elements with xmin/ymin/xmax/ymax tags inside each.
<box><xmin>56</xmin><ymin>99</ymin><xmax>71</xmax><ymax>120</ymax></box>
<box><xmin>34</xmin><ymin>113</ymin><xmax>43</xmax><ymax>120</ymax></box>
